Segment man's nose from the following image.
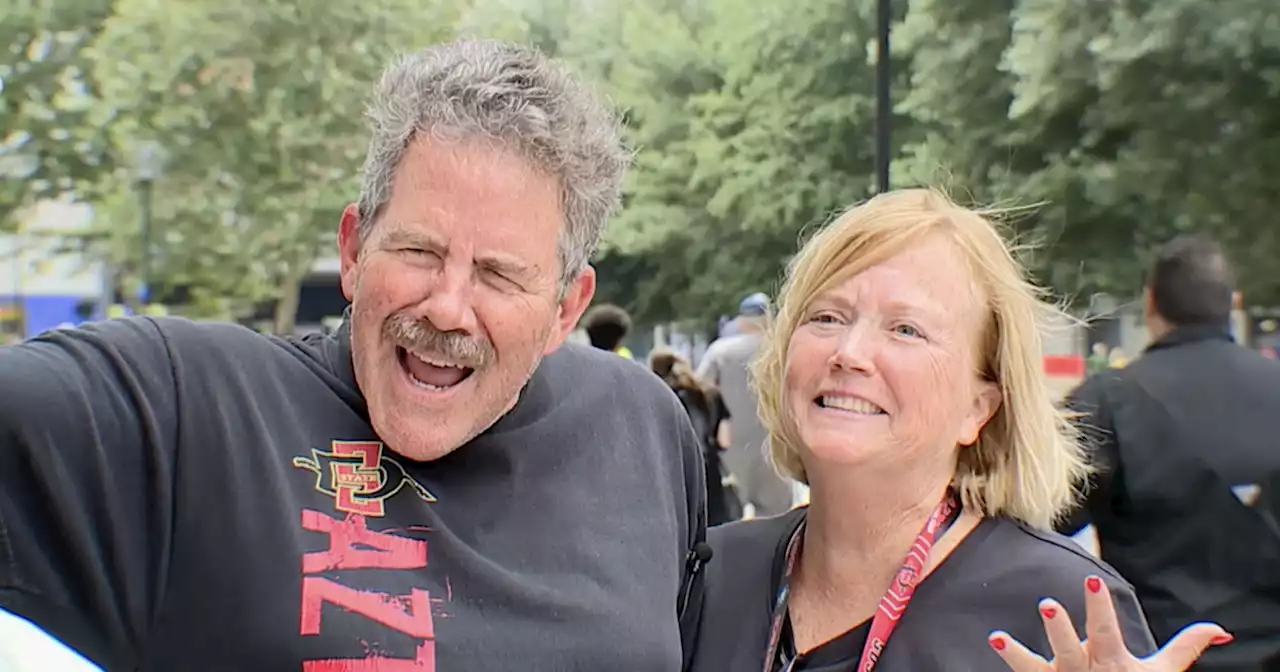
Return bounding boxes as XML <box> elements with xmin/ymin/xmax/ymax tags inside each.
<box><xmin>829</xmin><ymin>322</ymin><xmax>877</xmax><ymax>375</ymax></box>
<box><xmin>419</xmin><ymin>263</ymin><xmax>477</xmax><ymax>334</ymax></box>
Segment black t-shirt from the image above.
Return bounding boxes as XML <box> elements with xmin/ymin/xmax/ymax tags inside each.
<box><xmin>0</xmin><ymin>317</ymin><xmax>705</xmax><ymax>671</ymax></box>
<box><xmin>689</xmin><ymin>508</ymin><xmax>1158</xmax><ymax>671</ymax></box>
<box><xmin>774</xmin><ymin>613</ymin><xmax>870</xmax><ymax>671</ymax></box>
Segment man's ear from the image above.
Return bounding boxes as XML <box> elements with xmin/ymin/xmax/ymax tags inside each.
<box><xmin>338</xmin><ymin>204</ymin><xmax>362</xmax><ymax>301</ymax></box>
<box><xmin>544</xmin><ymin>266</ymin><xmax>597</xmax><ymax>355</ymax></box>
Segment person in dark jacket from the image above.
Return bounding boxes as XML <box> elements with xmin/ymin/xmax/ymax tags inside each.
<box><xmin>687</xmin><ymin>189</ymin><xmax>1229</xmax><ymax>672</ymax></box>
<box><xmin>1060</xmin><ymin>235</ymin><xmax>1280</xmax><ymax>670</ymax></box>
<box><xmin>650</xmin><ymin>347</ymin><xmax>741</xmax><ymax>526</ymax></box>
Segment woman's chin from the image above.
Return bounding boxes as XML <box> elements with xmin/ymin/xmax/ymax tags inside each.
<box><xmin>800</xmin><ymin>435</ymin><xmax>887</xmax><ymax>469</ymax></box>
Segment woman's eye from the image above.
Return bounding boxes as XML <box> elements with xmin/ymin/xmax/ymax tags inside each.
<box><xmin>894</xmin><ymin>323</ymin><xmax>923</xmax><ymax>339</ymax></box>
<box><xmin>810</xmin><ymin>312</ymin><xmax>840</xmax><ymax>325</ymax></box>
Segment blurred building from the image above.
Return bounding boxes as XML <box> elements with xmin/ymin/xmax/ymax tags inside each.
<box><xmin>0</xmin><ymin>202</ymin><xmax>106</xmax><ymax>343</ymax></box>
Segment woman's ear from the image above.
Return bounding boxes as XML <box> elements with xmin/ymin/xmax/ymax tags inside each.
<box><xmin>958</xmin><ymin>380</ymin><xmax>1002</xmax><ymax>447</ymax></box>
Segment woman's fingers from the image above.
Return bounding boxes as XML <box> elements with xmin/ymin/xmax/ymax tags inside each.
<box><xmin>1082</xmin><ymin>575</ymin><xmax>1129</xmax><ymax>662</ymax></box>
<box><xmin>1147</xmin><ymin>622</ymin><xmax>1233</xmax><ymax>670</ymax></box>
<box><xmin>989</xmin><ymin>631</ymin><xmax>1050</xmax><ymax>672</ymax></box>
<box><xmin>1038</xmin><ymin>598</ymin><xmax>1088</xmax><ymax>670</ymax></box>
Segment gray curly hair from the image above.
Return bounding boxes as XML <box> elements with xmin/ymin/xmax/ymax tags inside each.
<box><xmin>356</xmin><ymin>40</ymin><xmax>630</xmax><ymax>290</ymax></box>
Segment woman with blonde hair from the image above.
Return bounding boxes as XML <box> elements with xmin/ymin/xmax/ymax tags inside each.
<box><xmin>687</xmin><ymin>189</ymin><xmax>1230</xmax><ymax>671</ymax></box>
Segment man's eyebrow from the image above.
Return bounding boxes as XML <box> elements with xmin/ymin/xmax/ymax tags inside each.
<box><xmin>381</xmin><ymin>226</ymin><xmax>439</xmax><ymax>248</ymax></box>
<box><xmin>479</xmin><ymin>255</ymin><xmax>536</xmax><ymax>279</ymax></box>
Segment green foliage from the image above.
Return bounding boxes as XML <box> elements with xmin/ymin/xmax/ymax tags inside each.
<box><xmin>5</xmin><ymin>0</ymin><xmax>1278</xmax><ymax>325</ymax></box>
<box><xmin>79</xmin><ymin>0</ymin><xmax>461</xmax><ymax>323</ymax></box>
<box><xmin>0</xmin><ymin>0</ymin><xmax>115</xmax><ymax>230</ymax></box>
<box><xmin>586</xmin><ymin>0</ymin><xmax>1280</xmax><ymax>320</ymax></box>
<box><xmin>899</xmin><ymin>0</ymin><xmax>1280</xmax><ymax>305</ymax></box>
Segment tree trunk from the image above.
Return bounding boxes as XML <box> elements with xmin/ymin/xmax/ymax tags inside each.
<box><xmin>272</xmin><ymin>270</ymin><xmax>304</xmax><ymax>335</ymax></box>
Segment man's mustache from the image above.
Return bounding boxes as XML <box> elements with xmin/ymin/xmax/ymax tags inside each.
<box><xmin>383</xmin><ymin>313</ymin><xmax>494</xmax><ymax>368</ymax></box>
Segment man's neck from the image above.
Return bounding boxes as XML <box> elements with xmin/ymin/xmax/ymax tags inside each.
<box><xmin>1146</xmin><ymin>314</ymin><xmax>1173</xmax><ymax>344</ymax></box>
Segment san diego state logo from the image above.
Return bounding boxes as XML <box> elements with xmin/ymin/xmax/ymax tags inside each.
<box><xmin>292</xmin><ymin>440</ymin><xmax>436</xmax><ymax>517</ymax></box>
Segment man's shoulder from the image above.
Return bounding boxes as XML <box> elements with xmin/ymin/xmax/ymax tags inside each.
<box><xmin>63</xmin><ymin>317</ymin><xmax>341</xmax><ymax>390</ymax></box>
<box><xmin>62</xmin><ymin>315</ymin><xmax>268</xmax><ymax>353</ymax></box>
<box><xmin>541</xmin><ymin>342</ymin><xmax>670</xmax><ymax>399</ymax></box>
<box><xmin>151</xmin><ymin>317</ymin><xmax>334</xmax><ymax>366</ymax></box>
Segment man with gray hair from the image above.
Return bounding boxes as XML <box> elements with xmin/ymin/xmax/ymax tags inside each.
<box><xmin>0</xmin><ymin>41</ymin><xmax>705</xmax><ymax>671</ymax></box>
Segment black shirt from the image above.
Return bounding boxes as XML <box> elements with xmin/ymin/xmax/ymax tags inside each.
<box><xmin>775</xmin><ymin>614</ymin><xmax>870</xmax><ymax>671</ymax></box>
<box><xmin>690</xmin><ymin>508</ymin><xmax>1157</xmax><ymax>671</ymax></box>
<box><xmin>0</xmin><ymin>317</ymin><xmax>705</xmax><ymax>670</ymax></box>
<box><xmin>1060</xmin><ymin>326</ymin><xmax>1280</xmax><ymax>667</ymax></box>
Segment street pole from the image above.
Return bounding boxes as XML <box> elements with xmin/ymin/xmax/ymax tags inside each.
<box><xmin>133</xmin><ymin>140</ymin><xmax>164</xmax><ymax>313</ymax></box>
<box><xmin>138</xmin><ymin>177</ymin><xmax>154</xmax><ymax>308</ymax></box>
<box><xmin>875</xmin><ymin>0</ymin><xmax>892</xmax><ymax>194</ymax></box>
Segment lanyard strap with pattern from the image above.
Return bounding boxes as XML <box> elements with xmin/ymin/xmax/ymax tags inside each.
<box><xmin>761</xmin><ymin>492</ymin><xmax>960</xmax><ymax>672</ymax></box>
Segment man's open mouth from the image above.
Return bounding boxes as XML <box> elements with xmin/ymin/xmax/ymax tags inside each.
<box><xmin>397</xmin><ymin>347</ymin><xmax>475</xmax><ymax>391</ymax></box>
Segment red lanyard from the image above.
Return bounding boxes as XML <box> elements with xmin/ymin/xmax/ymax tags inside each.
<box><xmin>761</xmin><ymin>492</ymin><xmax>960</xmax><ymax>672</ymax></box>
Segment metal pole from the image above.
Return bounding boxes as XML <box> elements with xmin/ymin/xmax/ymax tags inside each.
<box><xmin>875</xmin><ymin>0</ymin><xmax>892</xmax><ymax>194</ymax></box>
<box><xmin>138</xmin><ymin>178</ymin><xmax>154</xmax><ymax>307</ymax></box>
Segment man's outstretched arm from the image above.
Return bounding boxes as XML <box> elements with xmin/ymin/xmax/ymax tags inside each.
<box><xmin>0</xmin><ymin>318</ymin><xmax>180</xmax><ymax>670</ymax></box>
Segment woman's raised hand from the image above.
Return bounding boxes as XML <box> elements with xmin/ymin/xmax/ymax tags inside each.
<box><xmin>989</xmin><ymin>575</ymin><xmax>1232</xmax><ymax>672</ymax></box>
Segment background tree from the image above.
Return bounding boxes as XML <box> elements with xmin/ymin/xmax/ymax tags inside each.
<box><xmin>0</xmin><ymin>0</ymin><xmax>115</xmax><ymax>230</ymax></box>
<box><xmin>76</xmin><ymin>0</ymin><xmax>466</xmax><ymax>329</ymax></box>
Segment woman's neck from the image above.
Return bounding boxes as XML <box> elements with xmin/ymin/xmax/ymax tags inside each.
<box><xmin>788</xmin><ymin>464</ymin><xmax>973</xmax><ymax>653</ymax></box>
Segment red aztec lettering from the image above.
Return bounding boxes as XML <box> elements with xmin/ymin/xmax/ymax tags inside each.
<box><xmin>299</xmin><ymin>509</ymin><xmax>436</xmax><ymax>669</ymax></box>
<box><xmin>301</xmin><ymin>577</ymin><xmax>435</xmax><ymax>639</ymax></box>
<box><xmin>302</xmin><ymin>509</ymin><xmax>428</xmax><ymax>573</ymax></box>
<box><xmin>304</xmin><ymin>642</ymin><xmax>436</xmax><ymax>672</ymax></box>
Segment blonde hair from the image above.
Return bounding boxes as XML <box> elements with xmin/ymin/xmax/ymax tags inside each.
<box><xmin>751</xmin><ymin>188</ymin><xmax>1088</xmax><ymax>530</ymax></box>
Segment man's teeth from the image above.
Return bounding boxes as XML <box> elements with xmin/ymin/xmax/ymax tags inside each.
<box><xmin>408</xmin><ymin>375</ymin><xmax>450</xmax><ymax>391</ymax></box>
<box><xmin>412</xmin><ymin>353</ymin><xmax>466</xmax><ymax>369</ymax></box>
<box><xmin>821</xmin><ymin>396</ymin><xmax>883</xmax><ymax>415</ymax></box>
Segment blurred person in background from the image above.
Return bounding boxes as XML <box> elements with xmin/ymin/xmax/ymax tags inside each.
<box><xmin>699</xmin><ymin>292</ymin><xmax>795</xmax><ymax>518</ymax></box>
<box><xmin>0</xmin><ymin>40</ymin><xmax>707</xmax><ymax>671</ymax></box>
<box><xmin>1088</xmin><ymin>342</ymin><xmax>1111</xmax><ymax>375</ymax></box>
<box><xmin>688</xmin><ymin>190</ymin><xmax>1229</xmax><ymax>672</ymax></box>
<box><xmin>1060</xmin><ymin>235</ymin><xmax>1280</xmax><ymax>670</ymax></box>
<box><xmin>651</xmin><ymin>347</ymin><xmax>743</xmax><ymax>526</ymax></box>
<box><xmin>582</xmin><ymin>302</ymin><xmax>635</xmax><ymax>359</ymax></box>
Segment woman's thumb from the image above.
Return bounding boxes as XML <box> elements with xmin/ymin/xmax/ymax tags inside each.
<box><xmin>1150</xmin><ymin>622</ymin><xmax>1232</xmax><ymax>670</ymax></box>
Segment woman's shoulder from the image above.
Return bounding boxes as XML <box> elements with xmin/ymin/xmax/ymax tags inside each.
<box><xmin>708</xmin><ymin>508</ymin><xmax>806</xmax><ymax>556</ymax></box>
<box><xmin>944</xmin><ymin>517</ymin><xmax>1157</xmax><ymax>658</ymax></box>
<box><xmin>972</xmin><ymin>518</ymin><xmax>1129</xmax><ymax>590</ymax></box>
<box><xmin>691</xmin><ymin>509</ymin><xmax>807</xmax><ymax>672</ymax></box>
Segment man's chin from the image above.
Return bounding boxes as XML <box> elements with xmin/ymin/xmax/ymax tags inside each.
<box><xmin>375</xmin><ymin>422</ymin><xmax>473</xmax><ymax>462</ymax></box>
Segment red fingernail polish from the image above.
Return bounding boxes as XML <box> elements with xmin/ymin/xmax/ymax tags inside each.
<box><xmin>990</xmin><ymin>637</ymin><xmax>1007</xmax><ymax>652</ymax></box>
<box><xmin>1086</xmin><ymin>577</ymin><xmax>1102</xmax><ymax>593</ymax></box>
<box><xmin>1040</xmin><ymin>606</ymin><xmax>1057</xmax><ymax>619</ymax></box>
<box><xmin>1211</xmin><ymin>635</ymin><xmax>1234</xmax><ymax>646</ymax></box>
